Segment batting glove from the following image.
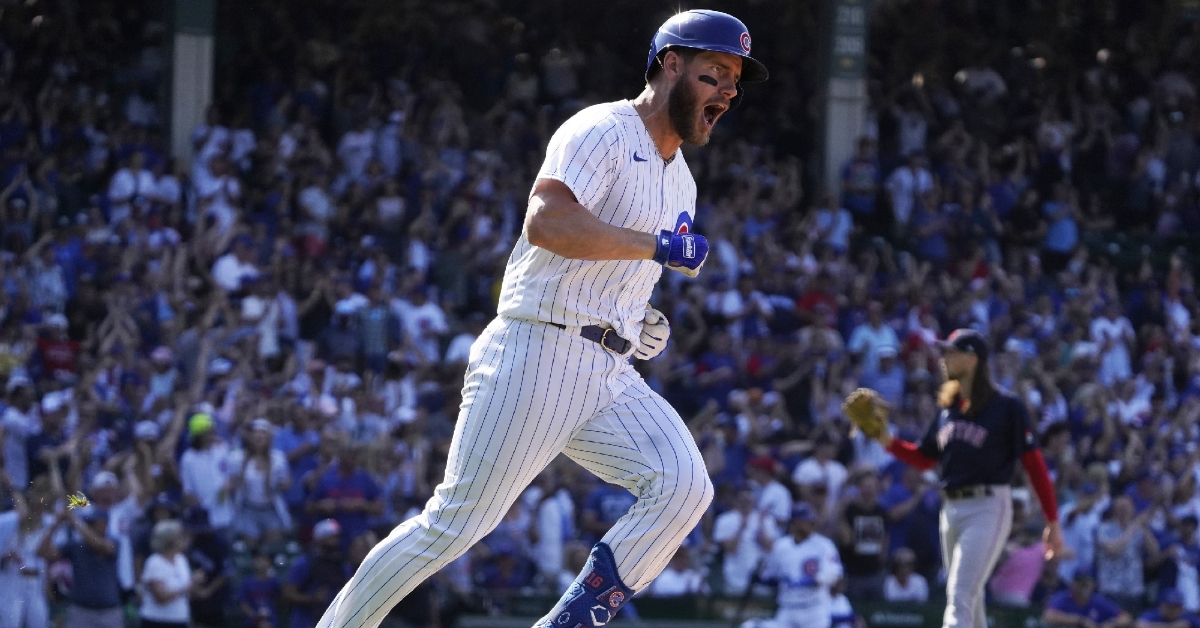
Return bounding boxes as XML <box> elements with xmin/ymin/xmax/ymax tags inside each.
<box><xmin>634</xmin><ymin>308</ymin><xmax>670</xmax><ymax>360</ymax></box>
<box><xmin>652</xmin><ymin>229</ymin><xmax>709</xmax><ymax>278</ymax></box>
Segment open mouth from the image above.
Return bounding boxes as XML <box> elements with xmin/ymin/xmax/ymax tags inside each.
<box><xmin>702</xmin><ymin>103</ymin><xmax>727</xmax><ymax>129</ymax></box>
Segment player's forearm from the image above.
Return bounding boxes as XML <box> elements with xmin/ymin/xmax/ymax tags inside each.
<box><xmin>525</xmin><ymin>194</ymin><xmax>657</xmax><ymax>261</ymax></box>
<box><xmin>885</xmin><ymin>438</ymin><xmax>938</xmax><ymax>471</ymax></box>
<box><xmin>1020</xmin><ymin>449</ymin><xmax>1059</xmax><ymax>522</ymax></box>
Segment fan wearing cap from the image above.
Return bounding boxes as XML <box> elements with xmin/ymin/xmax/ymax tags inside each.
<box><xmin>747</xmin><ymin>456</ymin><xmax>793</xmax><ymax>525</ymax></box>
<box><xmin>1042</xmin><ymin>568</ymin><xmax>1131</xmax><ymax>628</ymax></box>
<box><xmin>746</xmin><ymin>503</ymin><xmax>843</xmax><ymax>628</ymax></box>
<box><xmin>862</xmin><ymin>328</ymin><xmax>1063</xmax><ymax>628</ymax></box>
<box><xmin>179</xmin><ymin>413</ymin><xmax>234</xmax><ymax>529</ymax></box>
<box><xmin>37</xmin><ymin>502</ymin><xmax>125</xmax><ymax>628</ymax></box>
<box><xmin>77</xmin><ymin>470</ymin><xmax>142</xmax><ymax>593</ymax></box>
<box><xmin>1137</xmin><ymin>588</ymin><xmax>1200</xmax><ymax>628</ymax></box>
<box><xmin>283</xmin><ymin>519</ymin><xmax>350</xmax><ymax>628</ymax></box>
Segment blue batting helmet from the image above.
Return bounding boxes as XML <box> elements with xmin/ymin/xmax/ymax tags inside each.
<box><xmin>645</xmin><ymin>10</ymin><xmax>769</xmax><ymax>87</ymax></box>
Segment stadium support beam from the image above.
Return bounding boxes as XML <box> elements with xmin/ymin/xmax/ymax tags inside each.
<box><xmin>170</xmin><ymin>0</ymin><xmax>215</xmax><ymax>168</ymax></box>
<box><xmin>823</xmin><ymin>0</ymin><xmax>869</xmax><ymax>195</ymax></box>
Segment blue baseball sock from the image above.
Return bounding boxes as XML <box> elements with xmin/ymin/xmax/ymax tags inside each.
<box><xmin>533</xmin><ymin>542</ymin><xmax>635</xmax><ymax>627</ymax></box>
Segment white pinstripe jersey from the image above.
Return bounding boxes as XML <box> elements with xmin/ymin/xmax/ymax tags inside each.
<box><xmin>497</xmin><ymin>100</ymin><xmax>696</xmax><ymax>342</ymax></box>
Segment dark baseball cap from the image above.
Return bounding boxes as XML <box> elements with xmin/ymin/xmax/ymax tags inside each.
<box><xmin>936</xmin><ymin>329</ymin><xmax>989</xmax><ymax>360</ymax></box>
<box><xmin>747</xmin><ymin>456</ymin><xmax>777</xmax><ymax>475</ymax></box>
<box><xmin>791</xmin><ymin>503</ymin><xmax>818</xmax><ymax>522</ymax></box>
<box><xmin>182</xmin><ymin>506</ymin><xmax>211</xmax><ymax>532</ymax></box>
<box><xmin>1161</xmin><ymin>588</ymin><xmax>1184</xmax><ymax>606</ymax></box>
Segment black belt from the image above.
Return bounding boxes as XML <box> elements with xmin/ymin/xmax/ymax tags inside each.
<box><xmin>549</xmin><ymin>323</ymin><xmax>633</xmax><ymax>355</ymax></box>
<box><xmin>942</xmin><ymin>485</ymin><xmax>995</xmax><ymax>500</ymax></box>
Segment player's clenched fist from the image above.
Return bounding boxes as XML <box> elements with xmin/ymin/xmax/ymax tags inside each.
<box><xmin>634</xmin><ymin>307</ymin><xmax>670</xmax><ymax>360</ymax></box>
<box><xmin>652</xmin><ymin>229</ymin><xmax>708</xmax><ymax>277</ymax></box>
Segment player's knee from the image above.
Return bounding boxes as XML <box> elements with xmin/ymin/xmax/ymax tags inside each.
<box><xmin>386</xmin><ymin>512</ymin><xmax>473</xmax><ymax>557</ymax></box>
<box><xmin>665</xmin><ymin>464</ymin><xmax>713</xmax><ymax>517</ymax></box>
<box><xmin>688</xmin><ymin>458</ymin><xmax>714</xmax><ymax>504</ymax></box>
<box><xmin>698</xmin><ymin>473</ymin><xmax>715</xmax><ymax>511</ymax></box>
<box><xmin>948</xmin><ymin>587</ymin><xmax>981</xmax><ymax>612</ymax></box>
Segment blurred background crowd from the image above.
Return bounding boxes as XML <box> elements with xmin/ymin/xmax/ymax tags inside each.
<box><xmin>3</xmin><ymin>0</ymin><xmax>1200</xmax><ymax>627</ymax></box>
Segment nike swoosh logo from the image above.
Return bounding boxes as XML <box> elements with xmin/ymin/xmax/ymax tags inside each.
<box><xmin>633</xmin><ymin>152</ymin><xmax>648</xmax><ymax>162</ymax></box>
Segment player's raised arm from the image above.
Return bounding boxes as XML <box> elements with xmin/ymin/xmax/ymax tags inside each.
<box><xmin>524</xmin><ymin>178</ymin><xmax>658</xmax><ymax>261</ymax></box>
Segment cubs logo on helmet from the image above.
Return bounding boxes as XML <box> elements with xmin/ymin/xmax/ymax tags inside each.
<box><xmin>740</xmin><ymin>32</ymin><xmax>751</xmax><ymax>53</ymax></box>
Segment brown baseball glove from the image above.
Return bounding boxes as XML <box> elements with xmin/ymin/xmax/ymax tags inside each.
<box><xmin>842</xmin><ymin>388</ymin><xmax>891</xmax><ymax>440</ymax></box>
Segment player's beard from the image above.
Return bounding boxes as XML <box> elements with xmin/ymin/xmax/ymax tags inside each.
<box><xmin>668</xmin><ymin>76</ymin><xmax>710</xmax><ymax>147</ymax></box>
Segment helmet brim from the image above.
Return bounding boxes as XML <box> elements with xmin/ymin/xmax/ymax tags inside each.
<box><xmin>740</xmin><ymin>56</ymin><xmax>769</xmax><ymax>83</ymax></box>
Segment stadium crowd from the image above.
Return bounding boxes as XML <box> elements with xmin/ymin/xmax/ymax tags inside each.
<box><xmin>2</xmin><ymin>0</ymin><xmax>1200</xmax><ymax>627</ymax></box>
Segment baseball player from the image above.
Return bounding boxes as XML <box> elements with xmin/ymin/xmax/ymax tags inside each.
<box><xmin>740</xmin><ymin>503</ymin><xmax>844</xmax><ymax>628</ymax></box>
<box><xmin>856</xmin><ymin>329</ymin><xmax>1064</xmax><ymax>628</ymax></box>
<box><xmin>315</xmin><ymin>10</ymin><xmax>767</xmax><ymax>628</ymax></box>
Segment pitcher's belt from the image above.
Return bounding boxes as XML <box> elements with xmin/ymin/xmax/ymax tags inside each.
<box><xmin>942</xmin><ymin>485</ymin><xmax>998</xmax><ymax>500</ymax></box>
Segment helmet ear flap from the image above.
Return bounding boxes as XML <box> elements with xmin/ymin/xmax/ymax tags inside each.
<box><xmin>646</xmin><ymin>51</ymin><xmax>663</xmax><ymax>82</ymax></box>
<box><xmin>730</xmin><ymin>83</ymin><xmax>744</xmax><ymax>110</ymax></box>
<box><xmin>646</xmin><ymin>48</ymin><xmax>674</xmax><ymax>82</ymax></box>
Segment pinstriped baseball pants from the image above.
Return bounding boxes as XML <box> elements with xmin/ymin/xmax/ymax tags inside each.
<box><xmin>316</xmin><ymin>316</ymin><xmax>714</xmax><ymax>628</ymax></box>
